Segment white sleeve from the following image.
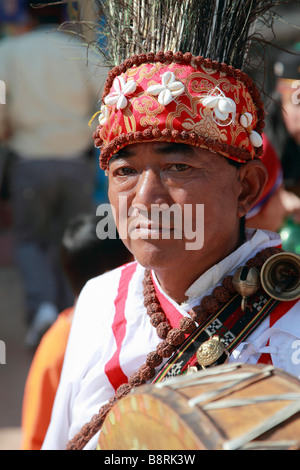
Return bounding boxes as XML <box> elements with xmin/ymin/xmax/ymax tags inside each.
<box><xmin>41</xmin><ymin>286</ymin><xmax>92</xmax><ymax>450</ymax></box>
<box><xmin>268</xmin><ymin>301</ymin><xmax>300</xmax><ymax>379</ymax></box>
<box><xmin>42</xmin><ymin>269</ymin><xmax>121</xmax><ymax>450</ymax></box>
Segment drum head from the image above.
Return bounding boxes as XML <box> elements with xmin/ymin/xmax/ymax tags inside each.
<box><xmin>98</xmin><ymin>363</ymin><xmax>300</xmax><ymax>450</ymax></box>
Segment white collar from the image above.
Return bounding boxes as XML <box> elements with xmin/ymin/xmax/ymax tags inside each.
<box><xmin>152</xmin><ymin>229</ymin><xmax>281</xmax><ymax>311</ymax></box>
<box><xmin>185</xmin><ymin>229</ymin><xmax>281</xmax><ymax>301</ymax></box>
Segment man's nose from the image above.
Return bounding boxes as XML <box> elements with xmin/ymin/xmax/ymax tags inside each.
<box><xmin>131</xmin><ymin>169</ymin><xmax>171</xmax><ymax>210</ymax></box>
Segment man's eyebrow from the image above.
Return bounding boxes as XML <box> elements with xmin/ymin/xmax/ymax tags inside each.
<box><xmin>108</xmin><ymin>142</ymin><xmax>195</xmax><ymax>166</ymax></box>
<box><xmin>155</xmin><ymin>143</ymin><xmax>195</xmax><ymax>155</ymax></box>
<box><xmin>108</xmin><ymin>148</ymin><xmax>133</xmax><ymax>165</ymax></box>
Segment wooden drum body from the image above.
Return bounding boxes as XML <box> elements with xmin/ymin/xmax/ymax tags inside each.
<box><xmin>98</xmin><ymin>363</ymin><xmax>300</xmax><ymax>450</ymax></box>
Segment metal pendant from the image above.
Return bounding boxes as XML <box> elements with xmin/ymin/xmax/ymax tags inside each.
<box><xmin>260</xmin><ymin>252</ymin><xmax>300</xmax><ymax>302</ymax></box>
<box><xmin>232</xmin><ymin>266</ymin><xmax>260</xmax><ymax>311</ymax></box>
<box><xmin>196</xmin><ymin>335</ymin><xmax>229</xmax><ymax>370</ymax></box>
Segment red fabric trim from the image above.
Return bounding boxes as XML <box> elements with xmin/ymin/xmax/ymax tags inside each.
<box><xmin>257</xmin><ymin>350</ymin><xmax>273</xmax><ymax>365</ymax></box>
<box><xmin>269</xmin><ymin>297</ymin><xmax>298</xmax><ymax>327</ymax></box>
<box><xmin>151</xmin><ymin>272</ymin><xmax>185</xmax><ymax>331</ymax></box>
<box><xmin>222</xmin><ymin>305</ymin><xmax>245</xmax><ymax>331</ymax></box>
<box><xmin>104</xmin><ymin>263</ymin><xmax>137</xmax><ymax>391</ymax></box>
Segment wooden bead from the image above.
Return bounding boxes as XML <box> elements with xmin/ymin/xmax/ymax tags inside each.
<box><xmin>222</xmin><ymin>275</ymin><xmax>236</xmax><ymax>293</ymax></box>
<box><xmin>157</xmin><ymin>341</ymin><xmax>176</xmax><ymax>358</ymax></box>
<box><xmin>139</xmin><ymin>364</ymin><xmax>156</xmax><ymax>381</ymax></box>
<box><xmin>146</xmin><ymin>351</ymin><xmax>163</xmax><ymax>368</ymax></box>
<box><xmin>128</xmin><ymin>372</ymin><xmax>145</xmax><ymax>387</ymax></box>
<box><xmin>156</xmin><ymin>321</ymin><xmax>172</xmax><ymax>339</ymax></box>
<box><xmin>212</xmin><ymin>285</ymin><xmax>231</xmax><ymax>303</ymax></box>
<box><xmin>189</xmin><ymin>305</ymin><xmax>207</xmax><ymax>325</ymax></box>
<box><xmin>179</xmin><ymin>317</ymin><xmax>196</xmax><ymax>334</ymax></box>
<box><xmin>201</xmin><ymin>295</ymin><xmax>221</xmax><ymax>315</ymax></box>
<box><xmin>166</xmin><ymin>328</ymin><xmax>185</xmax><ymax>346</ymax></box>
<box><xmin>116</xmin><ymin>383</ymin><xmax>132</xmax><ymax>399</ymax></box>
<box><xmin>150</xmin><ymin>312</ymin><xmax>166</xmax><ymax>327</ymax></box>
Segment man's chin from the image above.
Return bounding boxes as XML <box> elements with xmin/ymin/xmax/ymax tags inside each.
<box><xmin>130</xmin><ymin>239</ymin><xmax>185</xmax><ymax>269</ymax></box>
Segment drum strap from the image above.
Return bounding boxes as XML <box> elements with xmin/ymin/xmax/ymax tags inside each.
<box><xmin>152</xmin><ymin>291</ymin><xmax>297</xmax><ymax>383</ymax></box>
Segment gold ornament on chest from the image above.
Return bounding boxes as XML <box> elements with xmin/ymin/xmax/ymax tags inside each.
<box><xmin>196</xmin><ymin>335</ymin><xmax>229</xmax><ymax>369</ymax></box>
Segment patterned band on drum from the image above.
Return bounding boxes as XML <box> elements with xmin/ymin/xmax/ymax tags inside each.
<box><xmin>93</xmin><ymin>51</ymin><xmax>265</xmax><ymax>170</ymax></box>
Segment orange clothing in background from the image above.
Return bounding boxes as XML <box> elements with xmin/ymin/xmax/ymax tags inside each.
<box><xmin>21</xmin><ymin>307</ymin><xmax>74</xmax><ymax>450</ymax></box>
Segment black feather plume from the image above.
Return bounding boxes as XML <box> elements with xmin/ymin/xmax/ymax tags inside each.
<box><xmin>92</xmin><ymin>0</ymin><xmax>297</xmax><ymax>69</ymax></box>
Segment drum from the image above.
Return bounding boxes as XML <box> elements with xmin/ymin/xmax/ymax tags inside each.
<box><xmin>98</xmin><ymin>363</ymin><xmax>300</xmax><ymax>450</ymax></box>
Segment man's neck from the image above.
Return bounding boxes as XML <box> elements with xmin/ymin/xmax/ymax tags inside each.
<box><xmin>153</xmin><ymin>240</ymin><xmax>240</xmax><ymax>304</ymax></box>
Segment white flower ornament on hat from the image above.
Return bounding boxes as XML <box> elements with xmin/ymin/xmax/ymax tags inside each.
<box><xmin>239</xmin><ymin>112</ymin><xmax>263</xmax><ymax>148</ymax></box>
<box><xmin>201</xmin><ymin>87</ymin><xmax>236</xmax><ymax>125</ymax></box>
<box><xmin>98</xmin><ymin>105</ymin><xmax>110</xmax><ymax>126</ymax></box>
<box><xmin>104</xmin><ymin>76</ymin><xmax>138</xmax><ymax>110</ymax></box>
<box><xmin>147</xmin><ymin>71</ymin><xmax>185</xmax><ymax>106</ymax></box>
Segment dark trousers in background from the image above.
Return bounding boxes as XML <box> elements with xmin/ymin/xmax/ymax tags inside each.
<box><xmin>10</xmin><ymin>155</ymin><xmax>95</xmax><ymax>324</ymax></box>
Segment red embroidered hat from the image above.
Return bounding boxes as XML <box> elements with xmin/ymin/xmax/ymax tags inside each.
<box><xmin>93</xmin><ymin>52</ymin><xmax>265</xmax><ymax>170</ymax></box>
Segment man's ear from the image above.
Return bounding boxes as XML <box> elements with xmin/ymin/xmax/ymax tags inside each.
<box><xmin>237</xmin><ymin>160</ymin><xmax>268</xmax><ymax>217</ymax></box>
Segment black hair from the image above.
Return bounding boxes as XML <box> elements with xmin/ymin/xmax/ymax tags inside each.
<box><xmin>227</xmin><ymin>157</ymin><xmax>246</xmax><ymax>244</ymax></box>
<box><xmin>60</xmin><ymin>214</ymin><xmax>132</xmax><ymax>296</ymax></box>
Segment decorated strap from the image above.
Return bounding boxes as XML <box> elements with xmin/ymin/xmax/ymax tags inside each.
<box><xmin>152</xmin><ymin>288</ymin><xmax>279</xmax><ymax>383</ymax></box>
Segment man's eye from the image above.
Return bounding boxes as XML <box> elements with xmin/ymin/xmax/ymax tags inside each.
<box><xmin>115</xmin><ymin>167</ymin><xmax>136</xmax><ymax>176</ymax></box>
<box><xmin>168</xmin><ymin>163</ymin><xmax>190</xmax><ymax>172</ymax></box>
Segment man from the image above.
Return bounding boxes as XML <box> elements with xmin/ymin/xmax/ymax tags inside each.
<box><xmin>42</xmin><ymin>3</ymin><xmax>300</xmax><ymax>451</ymax></box>
<box><xmin>41</xmin><ymin>56</ymin><xmax>300</xmax><ymax>450</ymax></box>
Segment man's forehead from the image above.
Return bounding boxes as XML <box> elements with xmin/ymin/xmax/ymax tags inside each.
<box><xmin>108</xmin><ymin>142</ymin><xmax>218</xmax><ymax>164</ymax></box>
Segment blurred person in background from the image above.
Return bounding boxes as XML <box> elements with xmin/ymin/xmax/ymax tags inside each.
<box><xmin>0</xmin><ymin>2</ymin><xmax>108</xmax><ymax>348</ymax></box>
<box><xmin>246</xmin><ymin>133</ymin><xmax>300</xmax><ymax>241</ymax></box>
<box><xmin>262</xmin><ymin>43</ymin><xmax>300</xmax><ymax>252</ymax></box>
<box><xmin>265</xmin><ymin>42</ymin><xmax>300</xmax><ymax>198</ymax></box>
<box><xmin>21</xmin><ymin>213</ymin><xmax>133</xmax><ymax>450</ymax></box>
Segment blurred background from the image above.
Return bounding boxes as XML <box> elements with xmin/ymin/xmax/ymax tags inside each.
<box><xmin>0</xmin><ymin>0</ymin><xmax>110</xmax><ymax>450</ymax></box>
<box><xmin>0</xmin><ymin>0</ymin><xmax>299</xmax><ymax>450</ymax></box>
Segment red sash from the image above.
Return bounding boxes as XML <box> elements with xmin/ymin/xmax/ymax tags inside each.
<box><xmin>104</xmin><ymin>262</ymin><xmax>137</xmax><ymax>391</ymax></box>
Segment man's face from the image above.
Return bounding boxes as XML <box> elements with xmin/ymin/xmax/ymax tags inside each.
<box><xmin>107</xmin><ymin>142</ymin><xmax>243</xmax><ymax>275</ymax></box>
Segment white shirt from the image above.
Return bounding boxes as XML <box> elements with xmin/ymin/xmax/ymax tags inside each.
<box><xmin>42</xmin><ymin>229</ymin><xmax>300</xmax><ymax>450</ymax></box>
<box><xmin>0</xmin><ymin>27</ymin><xmax>108</xmax><ymax>158</ymax></box>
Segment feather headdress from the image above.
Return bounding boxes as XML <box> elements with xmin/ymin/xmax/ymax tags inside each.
<box><xmin>95</xmin><ymin>0</ymin><xmax>292</xmax><ymax>69</ymax></box>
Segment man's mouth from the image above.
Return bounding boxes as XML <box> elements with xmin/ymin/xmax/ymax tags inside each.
<box><xmin>128</xmin><ymin>219</ymin><xmax>175</xmax><ymax>239</ymax></box>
